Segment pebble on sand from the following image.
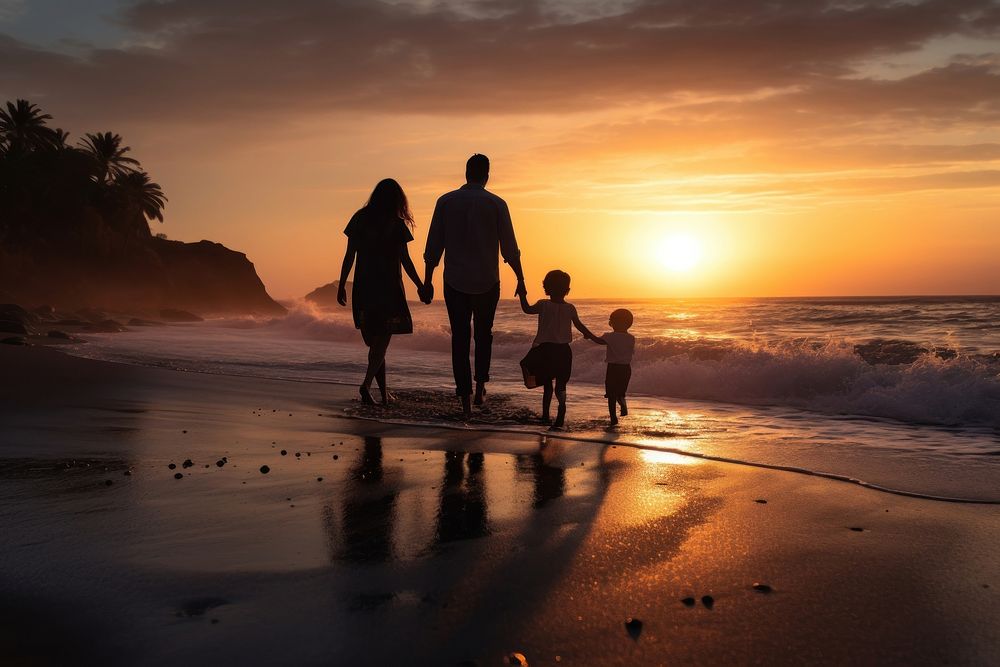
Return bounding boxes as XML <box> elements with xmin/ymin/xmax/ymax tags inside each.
<box><xmin>123</xmin><ymin>471</ymin><xmax>131</xmax><ymax>476</ymax></box>
<box><xmin>624</xmin><ymin>617</ymin><xmax>643</xmax><ymax>639</ymax></box>
<box><xmin>333</xmin><ymin>455</ymin><xmax>339</xmax><ymax>460</ymax></box>
<box><xmin>260</xmin><ymin>465</ymin><xmax>270</xmax><ymax>474</ymax></box>
<box><xmin>681</xmin><ymin>597</ymin><xmax>696</xmax><ymax>607</ymax></box>
<box><xmin>174</xmin><ymin>472</ymin><xmax>184</xmax><ymax>480</ymax></box>
<box><xmin>754</xmin><ymin>499</ymin><xmax>768</xmax><ymax>504</ymax></box>
<box><xmin>752</xmin><ymin>583</ymin><xmax>773</xmax><ymax>593</ymax></box>
<box><xmin>104</xmin><ymin>479</ymin><xmax>113</xmax><ymax>486</ymax></box>
<box><xmin>182</xmin><ymin>459</ymin><xmax>194</xmax><ymax>468</ymax></box>
<box><xmin>168</xmin><ymin>463</ymin><xmax>177</xmax><ymax>470</ymax></box>
<box><xmin>216</xmin><ymin>460</ymin><xmax>225</xmax><ymax>467</ymax></box>
<box><xmin>317</xmin><ymin>477</ymin><xmax>323</xmax><ymax>482</ymax></box>
<box><xmin>849</xmin><ymin>527</ymin><xmax>865</xmax><ymax>532</ymax></box>
<box><xmin>281</xmin><ymin>450</ymin><xmax>288</xmax><ymax>456</ymax></box>
<box><xmin>701</xmin><ymin>595</ymin><xmax>714</xmax><ymax>609</ymax></box>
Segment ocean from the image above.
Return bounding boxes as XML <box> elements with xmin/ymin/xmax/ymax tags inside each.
<box><xmin>64</xmin><ymin>296</ymin><xmax>1000</xmax><ymax>503</ymax></box>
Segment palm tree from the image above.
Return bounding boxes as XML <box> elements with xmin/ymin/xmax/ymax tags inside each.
<box><xmin>50</xmin><ymin>128</ymin><xmax>71</xmax><ymax>151</ymax></box>
<box><xmin>79</xmin><ymin>131</ymin><xmax>140</xmax><ymax>184</ymax></box>
<box><xmin>0</xmin><ymin>99</ymin><xmax>56</xmax><ymax>153</ymax></box>
<box><xmin>115</xmin><ymin>170</ymin><xmax>167</xmax><ymax>223</ymax></box>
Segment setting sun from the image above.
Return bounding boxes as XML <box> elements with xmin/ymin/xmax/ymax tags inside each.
<box><xmin>659</xmin><ymin>234</ymin><xmax>703</xmax><ymax>273</ymax></box>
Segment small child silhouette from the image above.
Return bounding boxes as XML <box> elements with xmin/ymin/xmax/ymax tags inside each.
<box><xmin>519</xmin><ymin>270</ymin><xmax>600</xmax><ymax>430</ymax></box>
<box><xmin>589</xmin><ymin>308</ymin><xmax>636</xmax><ymax>425</ymax></box>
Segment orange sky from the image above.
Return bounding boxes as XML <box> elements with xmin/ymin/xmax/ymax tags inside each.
<box><xmin>3</xmin><ymin>0</ymin><xmax>999</xmax><ymax>298</ymax></box>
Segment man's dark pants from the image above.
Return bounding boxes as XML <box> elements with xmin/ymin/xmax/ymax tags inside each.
<box><xmin>444</xmin><ymin>282</ymin><xmax>501</xmax><ymax>396</ymax></box>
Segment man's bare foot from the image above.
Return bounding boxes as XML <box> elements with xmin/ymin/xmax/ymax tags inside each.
<box><xmin>609</xmin><ymin>415</ymin><xmax>619</xmax><ymax>426</ymax></box>
<box><xmin>379</xmin><ymin>388</ymin><xmax>396</xmax><ymax>406</ymax></box>
<box><xmin>473</xmin><ymin>383</ymin><xmax>487</xmax><ymax>406</ymax></box>
<box><xmin>619</xmin><ymin>400</ymin><xmax>628</xmax><ymax>416</ymax></box>
<box><xmin>359</xmin><ymin>385</ymin><xmax>376</xmax><ymax>405</ymax></box>
<box><xmin>539</xmin><ymin>415</ymin><xmax>552</xmax><ymax>424</ymax></box>
<box><xmin>460</xmin><ymin>394</ymin><xmax>472</xmax><ymax>420</ymax></box>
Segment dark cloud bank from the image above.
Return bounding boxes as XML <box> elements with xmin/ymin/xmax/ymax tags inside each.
<box><xmin>2</xmin><ymin>0</ymin><xmax>999</xmax><ymax>121</ymax></box>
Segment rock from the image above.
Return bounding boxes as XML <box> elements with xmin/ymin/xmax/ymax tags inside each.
<box><xmin>32</xmin><ymin>304</ymin><xmax>56</xmax><ymax>318</ymax></box>
<box><xmin>624</xmin><ymin>617</ymin><xmax>643</xmax><ymax>639</ymax></box>
<box><xmin>333</xmin><ymin>455</ymin><xmax>339</xmax><ymax>460</ymax></box>
<box><xmin>168</xmin><ymin>463</ymin><xmax>177</xmax><ymax>470</ymax></box>
<box><xmin>849</xmin><ymin>527</ymin><xmax>865</xmax><ymax>532</ymax></box>
<box><xmin>752</xmin><ymin>583</ymin><xmax>773</xmax><ymax>593</ymax></box>
<box><xmin>104</xmin><ymin>479</ymin><xmax>113</xmax><ymax>486</ymax></box>
<box><xmin>280</xmin><ymin>450</ymin><xmax>287</xmax><ymax>456</ymax></box>
<box><xmin>0</xmin><ymin>320</ymin><xmax>29</xmax><ymax>334</ymax></box>
<box><xmin>304</xmin><ymin>280</ymin><xmax>353</xmax><ymax>307</ymax></box>
<box><xmin>1</xmin><ymin>337</ymin><xmax>27</xmax><ymax>345</ymax></box>
<box><xmin>701</xmin><ymin>595</ymin><xmax>714</xmax><ymax>609</ymax></box>
<box><xmin>182</xmin><ymin>459</ymin><xmax>194</xmax><ymax>468</ymax></box>
<box><xmin>76</xmin><ymin>308</ymin><xmax>107</xmax><ymax>322</ymax></box>
<box><xmin>174</xmin><ymin>472</ymin><xmax>183</xmax><ymax>479</ymax></box>
<box><xmin>754</xmin><ymin>499</ymin><xmax>768</xmax><ymax>504</ymax></box>
<box><xmin>317</xmin><ymin>477</ymin><xmax>323</xmax><ymax>482</ymax></box>
<box><xmin>54</xmin><ymin>319</ymin><xmax>87</xmax><ymax>326</ymax></box>
<box><xmin>0</xmin><ymin>304</ymin><xmax>37</xmax><ymax>324</ymax></box>
<box><xmin>47</xmin><ymin>330</ymin><xmax>71</xmax><ymax>339</ymax></box>
<box><xmin>259</xmin><ymin>465</ymin><xmax>270</xmax><ymax>474</ymax></box>
<box><xmin>151</xmin><ymin>238</ymin><xmax>286</xmax><ymax>316</ymax></box>
<box><xmin>123</xmin><ymin>470</ymin><xmax>131</xmax><ymax>476</ymax></box>
<box><xmin>127</xmin><ymin>317</ymin><xmax>165</xmax><ymax>327</ymax></box>
<box><xmin>681</xmin><ymin>597</ymin><xmax>696</xmax><ymax>607</ymax></box>
<box><xmin>216</xmin><ymin>459</ymin><xmax>226</xmax><ymax>467</ymax></box>
<box><xmin>506</xmin><ymin>653</ymin><xmax>528</xmax><ymax>666</ymax></box>
<box><xmin>159</xmin><ymin>308</ymin><xmax>203</xmax><ymax>323</ymax></box>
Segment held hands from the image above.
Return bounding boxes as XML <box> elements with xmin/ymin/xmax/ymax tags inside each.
<box><xmin>515</xmin><ymin>279</ymin><xmax>527</xmax><ymax>298</ymax></box>
<box><xmin>336</xmin><ymin>284</ymin><xmax>348</xmax><ymax>306</ymax></box>
<box><xmin>418</xmin><ymin>283</ymin><xmax>434</xmax><ymax>305</ymax></box>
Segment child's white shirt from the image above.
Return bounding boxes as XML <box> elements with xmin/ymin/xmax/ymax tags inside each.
<box><xmin>601</xmin><ymin>331</ymin><xmax>635</xmax><ymax>364</ymax></box>
<box><xmin>533</xmin><ymin>301</ymin><xmax>577</xmax><ymax>345</ymax></box>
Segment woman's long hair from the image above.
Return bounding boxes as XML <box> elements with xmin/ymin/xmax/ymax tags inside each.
<box><xmin>364</xmin><ymin>178</ymin><xmax>414</xmax><ymax>228</ymax></box>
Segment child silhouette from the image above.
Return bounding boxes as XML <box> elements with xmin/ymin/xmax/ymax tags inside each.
<box><xmin>519</xmin><ymin>270</ymin><xmax>600</xmax><ymax>430</ymax></box>
<box><xmin>589</xmin><ymin>308</ymin><xmax>636</xmax><ymax>425</ymax></box>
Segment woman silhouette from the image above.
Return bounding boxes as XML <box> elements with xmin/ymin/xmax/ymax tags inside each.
<box><xmin>337</xmin><ymin>179</ymin><xmax>425</xmax><ymax>404</ymax></box>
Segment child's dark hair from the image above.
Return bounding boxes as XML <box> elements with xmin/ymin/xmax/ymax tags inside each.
<box><xmin>610</xmin><ymin>308</ymin><xmax>633</xmax><ymax>331</ymax></box>
<box><xmin>543</xmin><ymin>270</ymin><xmax>571</xmax><ymax>297</ymax></box>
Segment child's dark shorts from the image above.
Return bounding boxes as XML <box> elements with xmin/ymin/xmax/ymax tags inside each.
<box><xmin>526</xmin><ymin>342</ymin><xmax>572</xmax><ymax>388</ymax></box>
<box><xmin>604</xmin><ymin>363</ymin><xmax>632</xmax><ymax>398</ymax></box>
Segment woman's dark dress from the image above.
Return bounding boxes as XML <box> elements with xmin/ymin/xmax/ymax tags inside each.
<box><xmin>344</xmin><ymin>209</ymin><xmax>414</xmax><ymax>345</ymax></box>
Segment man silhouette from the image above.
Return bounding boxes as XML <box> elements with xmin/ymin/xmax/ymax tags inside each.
<box><xmin>421</xmin><ymin>154</ymin><xmax>526</xmax><ymax>418</ymax></box>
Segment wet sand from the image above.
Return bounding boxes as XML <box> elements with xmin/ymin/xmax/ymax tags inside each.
<box><xmin>1</xmin><ymin>345</ymin><xmax>998</xmax><ymax>665</ymax></box>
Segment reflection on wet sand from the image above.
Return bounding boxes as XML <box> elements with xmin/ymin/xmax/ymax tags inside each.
<box><xmin>337</xmin><ymin>436</ymin><xmax>398</xmax><ymax>562</ymax></box>
<box><xmin>436</xmin><ymin>451</ymin><xmax>490</xmax><ymax>546</ymax></box>
<box><xmin>516</xmin><ymin>450</ymin><xmax>566</xmax><ymax>509</ymax></box>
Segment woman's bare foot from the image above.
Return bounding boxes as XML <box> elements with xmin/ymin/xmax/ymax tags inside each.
<box><xmin>379</xmin><ymin>388</ymin><xmax>396</xmax><ymax>406</ymax></box>
<box><xmin>473</xmin><ymin>383</ymin><xmax>487</xmax><ymax>406</ymax></box>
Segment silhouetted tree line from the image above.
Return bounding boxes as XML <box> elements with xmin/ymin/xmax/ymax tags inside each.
<box><xmin>0</xmin><ymin>99</ymin><xmax>166</xmax><ymax>252</ymax></box>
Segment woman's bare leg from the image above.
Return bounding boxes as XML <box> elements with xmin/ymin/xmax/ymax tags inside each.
<box><xmin>541</xmin><ymin>379</ymin><xmax>554</xmax><ymax>422</ymax></box>
<box><xmin>363</xmin><ymin>334</ymin><xmax>391</xmax><ymax>390</ymax></box>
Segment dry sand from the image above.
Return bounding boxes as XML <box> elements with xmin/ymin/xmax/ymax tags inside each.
<box><xmin>0</xmin><ymin>345</ymin><xmax>997</xmax><ymax>666</ymax></box>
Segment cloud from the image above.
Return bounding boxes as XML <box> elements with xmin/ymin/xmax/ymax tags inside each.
<box><xmin>0</xmin><ymin>0</ymin><xmax>24</xmax><ymax>22</ymax></box>
<box><xmin>1</xmin><ymin>0</ymin><xmax>998</xmax><ymax>120</ymax></box>
<box><xmin>2</xmin><ymin>0</ymin><xmax>999</xmax><ymax>205</ymax></box>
